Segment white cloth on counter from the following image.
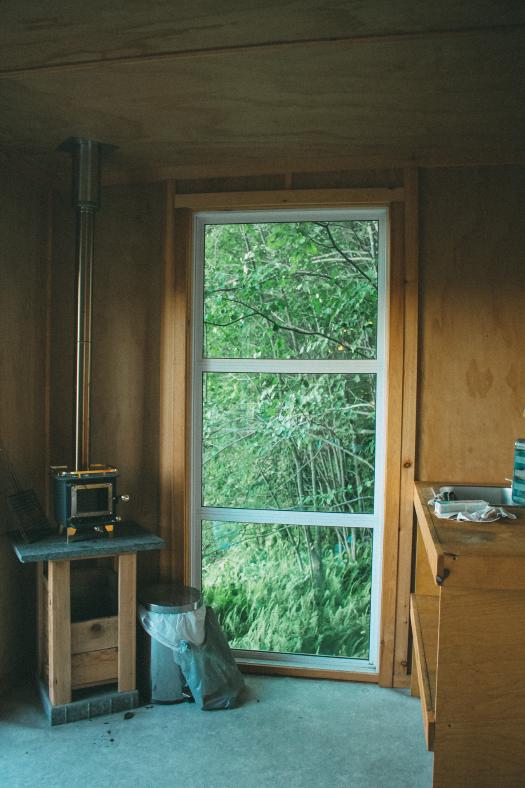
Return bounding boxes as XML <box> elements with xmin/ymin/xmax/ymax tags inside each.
<box><xmin>434</xmin><ymin>505</ymin><xmax>517</xmax><ymax>523</ymax></box>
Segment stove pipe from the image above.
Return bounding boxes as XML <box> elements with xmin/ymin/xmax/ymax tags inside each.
<box><xmin>58</xmin><ymin>137</ymin><xmax>116</xmax><ymax>471</ymax></box>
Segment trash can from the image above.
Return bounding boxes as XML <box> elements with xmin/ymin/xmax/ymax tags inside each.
<box><xmin>138</xmin><ymin>583</ymin><xmax>203</xmax><ymax>704</ymax></box>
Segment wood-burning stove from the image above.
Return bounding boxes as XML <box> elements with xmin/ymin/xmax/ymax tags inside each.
<box><xmin>51</xmin><ymin>465</ymin><xmax>129</xmax><ymax>539</ymax></box>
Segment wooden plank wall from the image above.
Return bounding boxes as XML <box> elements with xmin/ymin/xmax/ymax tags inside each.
<box><xmin>159</xmin><ymin>194</ymin><xmax>192</xmax><ymax>582</ymax></box>
<box><xmin>417</xmin><ymin>166</ymin><xmax>525</xmax><ymax>483</ymax></box>
<box><xmin>0</xmin><ymin>168</ymin><xmax>48</xmax><ymax>690</ymax></box>
<box><xmin>52</xmin><ymin>163</ymin><xmax>525</xmax><ymax>687</ymax></box>
<box><xmin>3</xmin><ymin>160</ymin><xmax>525</xmax><ymax>691</ymax></box>
<box><xmin>169</xmin><ymin>164</ymin><xmax>525</xmax><ymax>685</ymax></box>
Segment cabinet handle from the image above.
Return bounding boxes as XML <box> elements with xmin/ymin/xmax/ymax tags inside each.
<box><xmin>436</xmin><ymin>569</ymin><xmax>450</xmax><ymax>585</ymax></box>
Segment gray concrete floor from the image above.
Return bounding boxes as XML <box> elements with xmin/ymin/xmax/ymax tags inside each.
<box><xmin>0</xmin><ymin>676</ymin><xmax>432</xmax><ymax>788</ymax></box>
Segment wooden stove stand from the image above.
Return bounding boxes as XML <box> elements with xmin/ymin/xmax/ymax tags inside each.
<box><xmin>12</xmin><ymin>522</ymin><xmax>164</xmax><ymax>724</ymax></box>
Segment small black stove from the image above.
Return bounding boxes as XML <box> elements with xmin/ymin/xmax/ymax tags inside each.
<box><xmin>51</xmin><ymin>464</ymin><xmax>128</xmax><ymax>541</ymax></box>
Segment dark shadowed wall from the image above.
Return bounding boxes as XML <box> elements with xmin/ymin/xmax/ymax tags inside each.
<box><xmin>0</xmin><ymin>170</ymin><xmax>48</xmax><ymax>690</ymax></box>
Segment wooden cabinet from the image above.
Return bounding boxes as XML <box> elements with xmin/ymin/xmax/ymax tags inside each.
<box><xmin>411</xmin><ymin>482</ymin><xmax>525</xmax><ymax>788</ymax></box>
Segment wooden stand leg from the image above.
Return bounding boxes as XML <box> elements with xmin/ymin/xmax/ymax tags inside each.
<box><xmin>118</xmin><ymin>553</ymin><xmax>136</xmax><ymax>692</ymax></box>
<box><xmin>36</xmin><ymin>562</ymin><xmax>44</xmax><ymax>679</ymax></box>
<box><xmin>48</xmin><ymin>560</ymin><xmax>71</xmax><ymax>705</ymax></box>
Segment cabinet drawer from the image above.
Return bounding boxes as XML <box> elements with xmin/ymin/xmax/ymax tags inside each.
<box><xmin>71</xmin><ymin>648</ymin><xmax>118</xmax><ymax>689</ymax></box>
<box><xmin>71</xmin><ymin>616</ymin><xmax>118</xmax><ymax>655</ymax></box>
<box><xmin>70</xmin><ymin>616</ymin><xmax>119</xmax><ymax>689</ymax></box>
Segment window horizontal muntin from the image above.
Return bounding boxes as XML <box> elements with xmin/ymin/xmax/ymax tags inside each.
<box><xmin>198</xmin><ymin>506</ymin><xmax>378</xmax><ymax>528</ymax></box>
<box><xmin>199</xmin><ymin>358</ymin><xmax>382</xmax><ymax>373</ymax></box>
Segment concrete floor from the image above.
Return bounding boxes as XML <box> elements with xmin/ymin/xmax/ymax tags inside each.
<box><xmin>0</xmin><ymin>676</ymin><xmax>432</xmax><ymax>788</ymax></box>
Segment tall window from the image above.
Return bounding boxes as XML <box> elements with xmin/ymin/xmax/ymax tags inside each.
<box><xmin>191</xmin><ymin>209</ymin><xmax>388</xmax><ymax>672</ymax></box>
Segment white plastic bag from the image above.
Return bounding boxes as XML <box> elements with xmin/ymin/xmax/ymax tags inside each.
<box><xmin>139</xmin><ymin>603</ymin><xmax>207</xmax><ymax>648</ymax></box>
<box><xmin>174</xmin><ymin>607</ymin><xmax>246</xmax><ymax>710</ymax></box>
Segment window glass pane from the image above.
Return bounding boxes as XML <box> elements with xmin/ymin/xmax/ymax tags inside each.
<box><xmin>202</xmin><ymin>521</ymin><xmax>372</xmax><ymax>660</ymax></box>
<box><xmin>203</xmin><ymin>221</ymin><xmax>379</xmax><ymax>360</ymax></box>
<box><xmin>202</xmin><ymin>372</ymin><xmax>376</xmax><ymax>513</ymax></box>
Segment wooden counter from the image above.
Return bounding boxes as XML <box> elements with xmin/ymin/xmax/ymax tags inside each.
<box><xmin>412</xmin><ymin>483</ymin><xmax>525</xmax><ymax>787</ymax></box>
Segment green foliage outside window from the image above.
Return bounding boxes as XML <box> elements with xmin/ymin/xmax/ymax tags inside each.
<box><xmin>203</xmin><ymin>521</ymin><xmax>372</xmax><ymax>659</ymax></box>
<box><xmin>200</xmin><ymin>219</ymin><xmax>380</xmax><ymax>660</ymax></box>
<box><xmin>204</xmin><ymin>220</ymin><xmax>378</xmax><ymax>360</ymax></box>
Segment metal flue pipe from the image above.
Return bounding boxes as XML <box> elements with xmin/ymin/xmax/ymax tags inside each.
<box><xmin>58</xmin><ymin>137</ymin><xmax>115</xmax><ymax>471</ymax></box>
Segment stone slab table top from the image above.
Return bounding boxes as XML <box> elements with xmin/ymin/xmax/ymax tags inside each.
<box><xmin>11</xmin><ymin>521</ymin><xmax>165</xmax><ymax>563</ymax></box>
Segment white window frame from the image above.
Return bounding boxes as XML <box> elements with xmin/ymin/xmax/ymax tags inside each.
<box><xmin>190</xmin><ymin>208</ymin><xmax>389</xmax><ymax>674</ymax></box>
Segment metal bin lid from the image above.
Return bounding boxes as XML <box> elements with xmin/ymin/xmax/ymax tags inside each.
<box><xmin>139</xmin><ymin>583</ymin><xmax>202</xmax><ymax>613</ymax></box>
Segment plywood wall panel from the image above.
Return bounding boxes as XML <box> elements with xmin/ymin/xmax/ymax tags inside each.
<box><xmin>0</xmin><ymin>170</ymin><xmax>47</xmax><ymax>689</ymax></box>
<box><xmin>417</xmin><ymin>166</ymin><xmax>525</xmax><ymax>483</ymax></box>
<box><xmin>49</xmin><ymin>190</ymin><xmax>75</xmax><ymax>470</ymax></box>
<box><xmin>91</xmin><ymin>182</ymin><xmax>163</xmax><ymax>547</ymax></box>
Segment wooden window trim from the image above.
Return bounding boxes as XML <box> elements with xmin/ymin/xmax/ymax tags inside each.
<box><xmin>159</xmin><ymin>177</ymin><xmax>418</xmax><ymax>687</ymax></box>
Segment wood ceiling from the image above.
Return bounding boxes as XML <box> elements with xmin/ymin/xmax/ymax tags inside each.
<box><xmin>1</xmin><ymin>1</ymin><xmax>524</xmax><ymax>183</ymax></box>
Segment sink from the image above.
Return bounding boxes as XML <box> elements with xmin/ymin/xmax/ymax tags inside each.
<box><xmin>443</xmin><ymin>485</ymin><xmax>518</xmax><ymax>507</ymax></box>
